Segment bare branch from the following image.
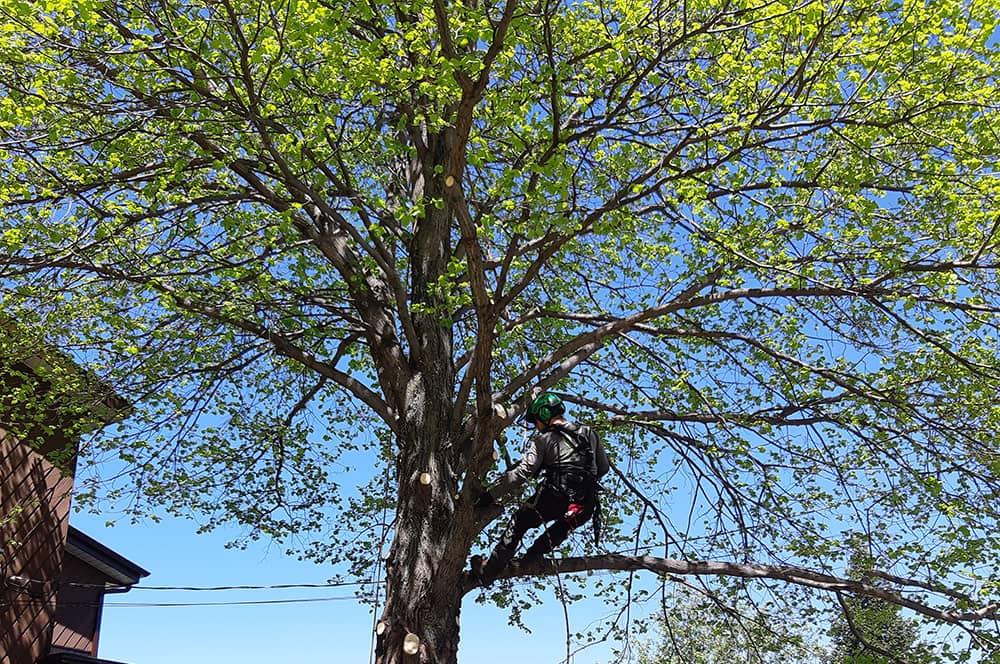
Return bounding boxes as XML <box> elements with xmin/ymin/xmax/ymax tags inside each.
<box><xmin>471</xmin><ymin>554</ymin><xmax>999</xmax><ymax>626</ymax></box>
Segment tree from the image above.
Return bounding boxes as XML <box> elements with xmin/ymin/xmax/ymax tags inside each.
<box><xmin>637</xmin><ymin>585</ymin><xmax>827</xmax><ymax>664</ymax></box>
<box><xmin>827</xmin><ymin>550</ymin><xmax>930</xmax><ymax>664</ymax></box>
<box><xmin>1</xmin><ymin>0</ymin><xmax>999</xmax><ymax>662</ymax></box>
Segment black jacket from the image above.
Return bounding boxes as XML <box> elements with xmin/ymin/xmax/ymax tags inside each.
<box><xmin>489</xmin><ymin>421</ymin><xmax>609</xmax><ymax>502</ymax></box>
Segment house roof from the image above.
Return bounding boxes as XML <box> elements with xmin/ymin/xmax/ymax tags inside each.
<box><xmin>0</xmin><ymin>319</ymin><xmax>131</xmax><ymax>427</ymax></box>
<box><xmin>65</xmin><ymin>526</ymin><xmax>150</xmax><ymax>590</ymax></box>
<box><xmin>0</xmin><ymin>320</ymin><xmax>132</xmax><ymax>467</ymax></box>
<box><xmin>42</xmin><ymin>652</ymin><xmax>131</xmax><ymax>664</ymax></box>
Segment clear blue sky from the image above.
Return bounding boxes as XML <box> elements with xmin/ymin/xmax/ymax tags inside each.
<box><xmin>72</xmin><ymin>509</ymin><xmax>639</xmax><ymax>664</ymax></box>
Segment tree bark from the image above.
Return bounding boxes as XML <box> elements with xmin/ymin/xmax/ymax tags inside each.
<box><xmin>372</xmin><ymin>339</ymin><xmax>476</xmax><ymax>664</ymax></box>
<box><xmin>374</xmin><ymin>433</ymin><xmax>472</xmax><ymax>664</ymax></box>
<box><xmin>376</xmin><ymin>561</ymin><xmax>464</xmax><ymax>664</ymax></box>
<box><xmin>369</xmin><ymin>129</ymin><xmax>475</xmax><ymax>662</ymax></box>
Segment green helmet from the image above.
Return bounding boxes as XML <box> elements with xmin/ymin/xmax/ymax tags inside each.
<box><xmin>527</xmin><ymin>392</ymin><xmax>565</xmax><ymax>424</ymax></box>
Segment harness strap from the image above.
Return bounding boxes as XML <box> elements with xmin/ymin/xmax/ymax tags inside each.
<box><xmin>549</xmin><ymin>425</ymin><xmax>603</xmax><ymax>544</ymax></box>
<box><xmin>546</xmin><ymin>425</ymin><xmax>598</xmax><ymax>501</ymax></box>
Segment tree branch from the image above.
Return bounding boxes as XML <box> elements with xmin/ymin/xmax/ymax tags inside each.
<box><xmin>465</xmin><ymin>553</ymin><xmax>1000</xmax><ymax>627</ymax></box>
<box><xmin>497</xmin><ymin>279</ymin><xmax>874</xmax><ymax>408</ymax></box>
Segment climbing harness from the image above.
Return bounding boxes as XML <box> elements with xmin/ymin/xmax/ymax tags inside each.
<box><xmin>546</xmin><ymin>424</ymin><xmax>603</xmax><ymax>545</ymax></box>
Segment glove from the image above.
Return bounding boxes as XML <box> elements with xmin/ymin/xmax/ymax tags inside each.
<box><xmin>474</xmin><ymin>492</ymin><xmax>497</xmax><ymax>510</ymax></box>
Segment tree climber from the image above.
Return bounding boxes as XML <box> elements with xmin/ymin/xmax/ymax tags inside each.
<box><xmin>471</xmin><ymin>392</ymin><xmax>610</xmax><ymax>586</ymax></box>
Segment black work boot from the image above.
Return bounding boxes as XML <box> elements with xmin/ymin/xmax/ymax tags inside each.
<box><xmin>469</xmin><ymin>555</ymin><xmax>487</xmax><ymax>584</ymax></box>
<box><xmin>515</xmin><ymin>542</ymin><xmax>550</xmax><ymax>569</ymax></box>
<box><xmin>476</xmin><ymin>545</ymin><xmax>515</xmax><ymax>586</ymax></box>
<box><xmin>513</xmin><ymin>552</ymin><xmax>544</xmax><ymax>570</ymax></box>
<box><xmin>521</xmin><ymin>533</ymin><xmax>558</xmax><ymax>561</ymax></box>
<box><xmin>522</xmin><ymin>549</ymin><xmax>545</xmax><ymax>562</ymax></box>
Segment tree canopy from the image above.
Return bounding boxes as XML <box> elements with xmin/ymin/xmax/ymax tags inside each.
<box><xmin>1</xmin><ymin>0</ymin><xmax>999</xmax><ymax>661</ymax></box>
<box><xmin>637</xmin><ymin>585</ymin><xmax>826</xmax><ymax>664</ymax></box>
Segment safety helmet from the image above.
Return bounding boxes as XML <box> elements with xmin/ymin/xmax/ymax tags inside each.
<box><xmin>526</xmin><ymin>392</ymin><xmax>565</xmax><ymax>425</ymax></box>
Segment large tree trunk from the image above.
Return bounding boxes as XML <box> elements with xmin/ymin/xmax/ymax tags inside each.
<box><xmin>372</xmin><ymin>346</ymin><xmax>480</xmax><ymax>664</ymax></box>
<box><xmin>374</xmin><ymin>428</ymin><xmax>474</xmax><ymax>664</ymax></box>
<box><xmin>372</xmin><ymin>134</ymin><xmax>479</xmax><ymax>664</ymax></box>
<box><xmin>375</xmin><ymin>556</ymin><xmax>465</xmax><ymax>664</ymax></box>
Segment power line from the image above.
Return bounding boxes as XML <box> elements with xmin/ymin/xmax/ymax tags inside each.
<box><xmin>59</xmin><ymin>579</ymin><xmax>381</xmax><ymax>592</ymax></box>
<box><xmin>5</xmin><ymin>595</ymin><xmax>365</xmax><ymax>609</ymax></box>
<box><xmin>129</xmin><ymin>580</ymin><xmax>378</xmax><ymax>591</ymax></box>
<box><xmin>105</xmin><ymin>596</ymin><xmax>363</xmax><ymax>607</ymax></box>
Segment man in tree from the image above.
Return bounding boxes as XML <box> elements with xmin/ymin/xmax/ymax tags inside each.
<box><xmin>471</xmin><ymin>392</ymin><xmax>609</xmax><ymax>585</ymax></box>
<box><xmin>3</xmin><ymin>0</ymin><xmax>1000</xmax><ymax>660</ymax></box>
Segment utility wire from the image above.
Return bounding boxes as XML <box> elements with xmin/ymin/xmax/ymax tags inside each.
<box><xmin>21</xmin><ymin>533</ymin><xmax>757</xmax><ymax>596</ymax></box>
<box><xmin>4</xmin><ymin>595</ymin><xmax>364</xmax><ymax>609</ymax></box>
<box><xmin>105</xmin><ymin>596</ymin><xmax>362</xmax><ymax>607</ymax></box>
<box><xmin>59</xmin><ymin>579</ymin><xmax>381</xmax><ymax>592</ymax></box>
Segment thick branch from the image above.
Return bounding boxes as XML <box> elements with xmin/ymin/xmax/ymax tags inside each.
<box><xmin>466</xmin><ymin>554</ymin><xmax>999</xmax><ymax>626</ymax></box>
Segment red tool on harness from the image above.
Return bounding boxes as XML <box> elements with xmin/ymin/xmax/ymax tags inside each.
<box><xmin>564</xmin><ymin>503</ymin><xmax>584</xmax><ymax>527</ymax></box>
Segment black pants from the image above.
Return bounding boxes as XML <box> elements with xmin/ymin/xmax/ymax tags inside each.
<box><xmin>483</xmin><ymin>485</ymin><xmax>596</xmax><ymax>581</ymax></box>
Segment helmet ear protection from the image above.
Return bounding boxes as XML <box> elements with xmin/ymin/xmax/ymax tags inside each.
<box><xmin>528</xmin><ymin>392</ymin><xmax>565</xmax><ymax>424</ymax></box>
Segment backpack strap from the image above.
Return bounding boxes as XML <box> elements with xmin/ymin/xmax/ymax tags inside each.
<box><xmin>551</xmin><ymin>424</ymin><xmax>595</xmax><ymax>472</ymax></box>
<box><xmin>545</xmin><ymin>424</ymin><xmax>597</xmax><ymax>500</ymax></box>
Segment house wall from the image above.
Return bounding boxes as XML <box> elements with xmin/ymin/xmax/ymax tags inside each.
<box><xmin>0</xmin><ymin>428</ymin><xmax>75</xmax><ymax>664</ymax></box>
<box><xmin>50</xmin><ymin>555</ymin><xmax>109</xmax><ymax>657</ymax></box>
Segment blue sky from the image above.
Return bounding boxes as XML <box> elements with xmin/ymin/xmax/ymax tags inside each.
<box><xmin>72</xmin><ymin>510</ymin><xmax>639</xmax><ymax>664</ymax></box>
